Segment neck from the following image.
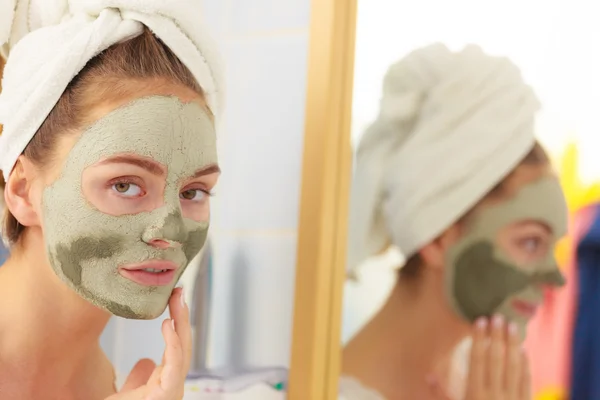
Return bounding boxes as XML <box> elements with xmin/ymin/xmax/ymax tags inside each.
<box><xmin>0</xmin><ymin>230</ymin><xmax>112</xmax><ymax>393</ymax></box>
<box><xmin>343</xmin><ymin>271</ymin><xmax>470</xmax><ymax>399</ymax></box>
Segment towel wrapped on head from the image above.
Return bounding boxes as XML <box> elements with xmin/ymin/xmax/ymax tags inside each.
<box><xmin>347</xmin><ymin>43</ymin><xmax>540</xmax><ymax>278</ymax></box>
<box><xmin>0</xmin><ymin>0</ymin><xmax>224</xmax><ymax>181</ymax></box>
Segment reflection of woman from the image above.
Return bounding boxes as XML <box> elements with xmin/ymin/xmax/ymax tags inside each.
<box><xmin>0</xmin><ymin>1</ymin><xmax>222</xmax><ymax>398</ymax></box>
<box><xmin>340</xmin><ymin>44</ymin><xmax>568</xmax><ymax>400</ymax></box>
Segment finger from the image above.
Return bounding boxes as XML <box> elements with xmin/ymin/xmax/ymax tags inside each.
<box><xmin>120</xmin><ymin>358</ymin><xmax>157</xmax><ymax>392</ymax></box>
<box><xmin>159</xmin><ymin>317</ymin><xmax>184</xmax><ymax>391</ymax></box>
<box><xmin>170</xmin><ymin>286</ymin><xmax>192</xmax><ymax>376</ymax></box>
<box><xmin>505</xmin><ymin>322</ymin><xmax>522</xmax><ymax>398</ymax></box>
<box><xmin>488</xmin><ymin>315</ymin><xmax>506</xmax><ymax>396</ymax></box>
<box><xmin>519</xmin><ymin>350</ymin><xmax>532</xmax><ymax>400</ymax></box>
<box><xmin>106</xmin><ymin>385</ymin><xmax>149</xmax><ymax>400</ymax></box>
<box><xmin>466</xmin><ymin>317</ymin><xmax>488</xmax><ymax>397</ymax></box>
<box><xmin>147</xmin><ymin>365</ymin><xmax>164</xmax><ymax>387</ymax></box>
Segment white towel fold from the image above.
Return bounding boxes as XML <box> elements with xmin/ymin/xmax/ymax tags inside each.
<box><xmin>0</xmin><ymin>0</ymin><xmax>224</xmax><ymax>181</ymax></box>
<box><xmin>347</xmin><ymin>43</ymin><xmax>540</xmax><ymax>277</ymax></box>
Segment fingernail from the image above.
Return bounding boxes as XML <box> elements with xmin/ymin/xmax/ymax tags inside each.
<box><xmin>171</xmin><ymin>319</ymin><xmax>176</xmax><ymax>332</ymax></box>
<box><xmin>509</xmin><ymin>322</ymin><xmax>518</xmax><ymax>336</ymax></box>
<box><xmin>180</xmin><ymin>286</ymin><xmax>186</xmax><ymax>308</ymax></box>
<box><xmin>492</xmin><ymin>314</ymin><xmax>504</xmax><ymax>328</ymax></box>
<box><xmin>475</xmin><ymin>317</ymin><xmax>487</xmax><ymax>330</ymax></box>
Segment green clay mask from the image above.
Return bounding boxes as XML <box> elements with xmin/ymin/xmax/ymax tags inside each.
<box><xmin>42</xmin><ymin>96</ymin><xmax>216</xmax><ymax>319</ymax></box>
<box><xmin>445</xmin><ymin>177</ymin><xmax>568</xmax><ymax>335</ymax></box>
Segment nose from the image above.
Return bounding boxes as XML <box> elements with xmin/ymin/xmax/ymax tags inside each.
<box><xmin>142</xmin><ymin>208</ymin><xmax>188</xmax><ymax>246</ymax></box>
<box><xmin>148</xmin><ymin>238</ymin><xmax>181</xmax><ymax>250</ymax></box>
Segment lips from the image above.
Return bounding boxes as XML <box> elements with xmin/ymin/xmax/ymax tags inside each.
<box><xmin>511</xmin><ymin>299</ymin><xmax>539</xmax><ymax>318</ymax></box>
<box><xmin>119</xmin><ymin>260</ymin><xmax>178</xmax><ymax>286</ymax></box>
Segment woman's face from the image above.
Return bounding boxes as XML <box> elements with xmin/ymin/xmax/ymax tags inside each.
<box><xmin>443</xmin><ymin>164</ymin><xmax>568</xmax><ymax>337</ymax></box>
<box><xmin>490</xmin><ymin>165</ymin><xmax>557</xmax><ymax>268</ymax></box>
<box><xmin>30</xmin><ymin>86</ymin><xmax>219</xmax><ymax>319</ymax></box>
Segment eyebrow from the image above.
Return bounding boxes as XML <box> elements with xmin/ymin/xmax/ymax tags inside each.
<box><xmin>192</xmin><ymin>164</ymin><xmax>221</xmax><ymax>178</ymax></box>
<box><xmin>99</xmin><ymin>155</ymin><xmax>165</xmax><ymax>176</ymax></box>
<box><xmin>98</xmin><ymin>156</ymin><xmax>220</xmax><ymax>179</ymax></box>
<box><xmin>514</xmin><ymin>220</ymin><xmax>553</xmax><ymax>234</ymax></box>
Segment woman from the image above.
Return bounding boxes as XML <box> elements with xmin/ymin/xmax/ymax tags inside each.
<box><xmin>340</xmin><ymin>44</ymin><xmax>567</xmax><ymax>400</ymax></box>
<box><xmin>0</xmin><ymin>1</ymin><xmax>222</xmax><ymax>398</ymax></box>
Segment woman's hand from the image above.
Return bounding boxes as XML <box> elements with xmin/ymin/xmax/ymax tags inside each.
<box><xmin>106</xmin><ymin>287</ymin><xmax>192</xmax><ymax>400</ymax></box>
<box><xmin>430</xmin><ymin>316</ymin><xmax>531</xmax><ymax>400</ymax></box>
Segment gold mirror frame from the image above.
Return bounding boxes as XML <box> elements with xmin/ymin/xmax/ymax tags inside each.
<box><xmin>288</xmin><ymin>0</ymin><xmax>357</xmax><ymax>398</ymax></box>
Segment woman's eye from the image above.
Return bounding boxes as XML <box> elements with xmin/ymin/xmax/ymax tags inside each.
<box><xmin>112</xmin><ymin>182</ymin><xmax>143</xmax><ymax>197</ymax></box>
<box><xmin>180</xmin><ymin>189</ymin><xmax>206</xmax><ymax>201</ymax></box>
<box><xmin>519</xmin><ymin>237</ymin><xmax>543</xmax><ymax>253</ymax></box>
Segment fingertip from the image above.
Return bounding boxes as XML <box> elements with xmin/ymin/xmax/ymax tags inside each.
<box><xmin>475</xmin><ymin>317</ymin><xmax>487</xmax><ymax>331</ymax></box>
<box><xmin>161</xmin><ymin>318</ymin><xmax>172</xmax><ymax>338</ymax></box>
<box><xmin>168</xmin><ymin>286</ymin><xmax>188</xmax><ymax>317</ymax></box>
<box><xmin>472</xmin><ymin>317</ymin><xmax>488</xmax><ymax>341</ymax></box>
<box><xmin>508</xmin><ymin>322</ymin><xmax>519</xmax><ymax>337</ymax></box>
<box><xmin>491</xmin><ymin>314</ymin><xmax>504</xmax><ymax>330</ymax></box>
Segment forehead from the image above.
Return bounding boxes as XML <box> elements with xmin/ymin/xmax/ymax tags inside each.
<box><xmin>471</xmin><ymin>177</ymin><xmax>568</xmax><ymax>237</ymax></box>
<box><xmin>67</xmin><ymin>96</ymin><xmax>217</xmax><ymax>170</ymax></box>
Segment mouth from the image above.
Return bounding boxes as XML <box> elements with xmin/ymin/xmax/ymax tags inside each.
<box><xmin>511</xmin><ymin>299</ymin><xmax>539</xmax><ymax>318</ymax></box>
<box><xmin>118</xmin><ymin>260</ymin><xmax>178</xmax><ymax>287</ymax></box>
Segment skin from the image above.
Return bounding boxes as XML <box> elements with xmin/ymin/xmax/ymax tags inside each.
<box><xmin>446</xmin><ymin>176</ymin><xmax>566</xmax><ymax>338</ymax></box>
<box><xmin>343</xmin><ymin>163</ymin><xmax>559</xmax><ymax>400</ymax></box>
<box><xmin>0</xmin><ymin>82</ymin><xmax>219</xmax><ymax>399</ymax></box>
<box><xmin>43</xmin><ymin>95</ymin><xmax>215</xmax><ymax>319</ymax></box>
<box><xmin>429</xmin><ymin>316</ymin><xmax>531</xmax><ymax>400</ymax></box>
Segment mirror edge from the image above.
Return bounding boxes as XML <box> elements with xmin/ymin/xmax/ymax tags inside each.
<box><xmin>288</xmin><ymin>0</ymin><xmax>358</xmax><ymax>398</ymax></box>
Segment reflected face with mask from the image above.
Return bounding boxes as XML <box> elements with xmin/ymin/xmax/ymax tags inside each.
<box><xmin>38</xmin><ymin>95</ymin><xmax>219</xmax><ymax>319</ymax></box>
<box><xmin>438</xmin><ymin>164</ymin><xmax>568</xmax><ymax>338</ymax></box>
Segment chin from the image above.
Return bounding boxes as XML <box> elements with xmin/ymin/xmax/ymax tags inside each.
<box><xmin>93</xmin><ymin>295</ymin><xmax>170</xmax><ymax>320</ymax></box>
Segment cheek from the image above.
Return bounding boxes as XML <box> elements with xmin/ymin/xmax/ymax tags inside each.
<box><xmin>181</xmin><ymin>199</ymin><xmax>210</xmax><ymax>222</ymax></box>
<box><xmin>495</xmin><ymin>229</ymin><xmax>534</xmax><ymax>267</ymax></box>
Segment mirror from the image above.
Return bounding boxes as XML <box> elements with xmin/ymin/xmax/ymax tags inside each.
<box><xmin>340</xmin><ymin>1</ymin><xmax>599</xmax><ymax>399</ymax></box>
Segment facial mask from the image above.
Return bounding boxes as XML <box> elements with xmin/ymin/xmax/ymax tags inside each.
<box><xmin>445</xmin><ymin>177</ymin><xmax>568</xmax><ymax>335</ymax></box>
<box><xmin>42</xmin><ymin>96</ymin><xmax>217</xmax><ymax>319</ymax></box>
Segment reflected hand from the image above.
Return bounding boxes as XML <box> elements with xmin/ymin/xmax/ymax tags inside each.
<box><xmin>429</xmin><ymin>316</ymin><xmax>531</xmax><ymax>400</ymax></box>
<box><xmin>106</xmin><ymin>288</ymin><xmax>191</xmax><ymax>400</ymax></box>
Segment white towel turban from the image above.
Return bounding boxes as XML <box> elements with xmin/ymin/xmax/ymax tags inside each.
<box><xmin>0</xmin><ymin>0</ymin><xmax>224</xmax><ymax>181</ymax></box>
<box><xmin>347</xmin><ymin>43</ymin><xmax>540</xmax><ymax>276</ymax></box>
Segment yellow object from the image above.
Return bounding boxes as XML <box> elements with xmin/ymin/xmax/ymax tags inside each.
<box><xmin>535</xmin><ymin>386</ymin><xmax>567</xmax><ymax>400</ymax></box>
<box><xmin>556</xmin><ymin>141</ymin><xmax>600</xmax><ymax>213</ymax></box>
<box><xmin>553</xmin><ymin>141</ymin><xmax>600</xmax><ymax>268</ymax></box>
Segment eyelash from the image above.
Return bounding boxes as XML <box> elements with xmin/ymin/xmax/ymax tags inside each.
<box><xmin>106</xmin><ymin>178</ymin><xmax>216</xmax><ymax>198</ymax></box>
<box><xmin>517</xmin><ymin>236</ymin><xmax>545</xmax><ymax>252</ymax></box>
<box><xmin>107</xmin><ymin>177</ymin><xmax>146</xmax><ymax>197</ymax></box>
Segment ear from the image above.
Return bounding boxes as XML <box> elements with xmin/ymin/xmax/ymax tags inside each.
<box><xmin>419</xmin><ymin>224</ymin><xmax>463</xmax><ymax>273</ymax></box>
<box><xmin>4</xmin><ymin>156</ymin><xmax>42</xmax><ymax>228</ymax></box>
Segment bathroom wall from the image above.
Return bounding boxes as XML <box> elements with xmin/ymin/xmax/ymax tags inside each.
<box><xmin>101</xmin><ymin>0</ymin><xmax>312</xmax><ymax>377</ymax></box>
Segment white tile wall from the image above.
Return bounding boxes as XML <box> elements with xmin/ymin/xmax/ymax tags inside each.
<box><xmin>101</xmin><ymin>0</ymin><xmax>310</xmax><ymax>378</ymax></box>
